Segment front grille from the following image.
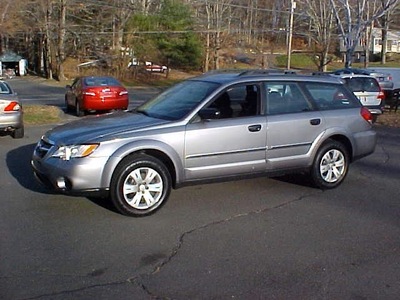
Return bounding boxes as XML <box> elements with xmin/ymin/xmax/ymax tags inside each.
<box><xmin>35</xmin><ymin>137</ymin><xmax>53</xmax><ymax>159</ymax></box>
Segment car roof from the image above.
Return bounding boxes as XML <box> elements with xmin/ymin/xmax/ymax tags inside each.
<box><xmin>334</xmin><ymin>74</ymin><xmax>378</xmax><ymax>79</ymax></box>
<box><xmin>189</xmin><ymin>69</ymin><xmax>343</xmax><ymax>85</ymax></box>
<box><xmin>332</xmin><ymin>68</ymin><xmax>390</xmax><ymax>76</ymax></box>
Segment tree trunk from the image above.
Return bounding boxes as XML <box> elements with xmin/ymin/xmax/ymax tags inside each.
<box><xmin>381</xmin><ymin>14</ymin><xmax>389</xmax><ymax>64</ymax></box>
<box><xmin>57</xmin><ymin>0</ymin><xmax>67</xmax><ymax>81</ymax></box>
<box><xmin>44</xmin><ymin>1</ymin><xmax>53</xmax><ymax>79</ymax></box>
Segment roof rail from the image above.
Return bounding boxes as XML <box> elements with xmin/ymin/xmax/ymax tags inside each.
<box><xmin>238</xmin><ymin>69</ymin><xmax>299</xmax><ymax>76</ymax></box>
<box><xmin>203</xmin><ymin>69</ymin><xmax>246</xmax><ymax>75</ymax></box>
<box><xmin>311</xmin><ymin>71</ymin><xmax>331</xmax><ymax>76</ymax></box>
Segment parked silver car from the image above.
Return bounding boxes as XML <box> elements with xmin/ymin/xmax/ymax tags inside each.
<box><xmin>32</xmin><ymin>71</ymin><xmax>377</xmax><ymax>216</ymax></box>
<box><xmin>0</xmin><ymin>80</ymin><xmax>24</xmax><ymax>138</ymax></box>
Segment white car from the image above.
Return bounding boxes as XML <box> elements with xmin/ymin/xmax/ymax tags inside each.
<box><xmin>335</xmin><ymin>74</ymin><xmax>385</xmax><ymax>121</ymax></box>
<box><xmin>0</xmin><ymin>80</ymin><xmax>24</xmax><ymax>138</ymax></box>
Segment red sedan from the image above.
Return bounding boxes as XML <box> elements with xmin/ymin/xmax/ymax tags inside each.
<box><xmin>65</xmin><ymin>76</ymin><xmax>129</xmax><ymax>116</ymax></box>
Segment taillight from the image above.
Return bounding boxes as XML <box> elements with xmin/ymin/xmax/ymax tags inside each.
<box><xmin>83</xmin><ymin>89</ymin><xmax>96</xmax><ymax>96</ymax></box>
<box><xmin>83</xmin><ymin>91</ymin><xmax>96</xmax><ymax>96</ymax></box>
<box><xmin>378</xmin><ymin>86</ymin><xmax>385</xmax><ymax>100</ymax></box>
<box><xmin>4</xmin><ymin>101</ymin><xmax>21</xmax><ymax>112</ymax></box>
<box><xmin>360</xmin><ymin>107</ymin><xmax>373</xmax><ymax>123</ymax></box>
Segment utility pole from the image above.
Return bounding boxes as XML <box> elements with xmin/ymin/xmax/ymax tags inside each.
<box><xmin>287</xmin><ymin>0</ymin><xmax>296</xmax><ymax>70</ymax></box>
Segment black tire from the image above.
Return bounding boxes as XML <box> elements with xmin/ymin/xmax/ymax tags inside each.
<box><xmin>310</xmin><ymin>140</ymin><xmax>349</xmax><ymax>189</ymax></box>
<box><xmin>76</xmin><ymin>100</ymin><xmax>84</xmax><ymax>117</ymax></box>
<box><xmin>12</xmin><ymin>126</ymin><xmax>24</xmax><ymax>139</ymax></box>
<box><xmin>110</xmin><ymin>154</ymin><xmax>172</xmax><ymax>217</ymax></box>
<box><xmin>65</xmin><ymin>96</ymin><xmax>72</xmax><ymax>113</ymax></box>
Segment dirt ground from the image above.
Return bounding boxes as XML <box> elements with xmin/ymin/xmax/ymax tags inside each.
<box><xmin>376</xmin><ymin>110</ymin><xmax>400</xmax><ymax>127</ymax></box>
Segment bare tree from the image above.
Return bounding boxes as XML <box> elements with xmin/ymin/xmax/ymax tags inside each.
<box><xmin>56</xmin><ymin>0</ymin><xmax>67</xmax><ymax>80</ymax></box>
<box><xmin>201</xmin><ymin>0</ymin><xmax>232</xmax><ymax>71</ymax></box>
<box><xmin>0</xmin><ymin>0</ymin><xmax>26</xmax><ymax>51</ymax></box>
<box><xmin>299</xmin><ymin>0</ymin><xmax>335</xmax><ymax>71</ymax></box>
<box><xmin>330</xmin><ymin>0</ymin><xmax>399</xmax><ymax>67</ymax></box>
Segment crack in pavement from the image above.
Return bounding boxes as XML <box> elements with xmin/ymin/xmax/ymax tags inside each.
<box><xmin>378</xmin><ymin>143</ymin><xmax>391</xmax><ymax>164</ymax></box>
<box><xmin>130</xmin><ymin>191</ymin><xmax>321</xmax><ymax>299</ymax></box>
<box><xmin>19</xmin><ymin>280</ymin><xmax>129</xmax><ymax>300</ymax></box>
<box><xmin>15</xmin><ymin>192</ymin><xmax>320</xmax><ymax>300</ymax></box>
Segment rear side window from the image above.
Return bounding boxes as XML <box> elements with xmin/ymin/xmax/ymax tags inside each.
<box><xmin>343</xmin><ymin>77</ymin><xmax>380</xmax><ymax>92</ymax></box>
<box><xmin>265</xmin><ymin>82</ymin><xmax>313</xmax><ymax>115</ymax></box>
<box><xmin>0</xmin><ymin>82</ymin><xmax>11</xmax><ymax>94</ymax></box>
<box><xmin>305</xmin><ymin>82</ymin><xmax>360</xmax><ymax>110</ymax></box>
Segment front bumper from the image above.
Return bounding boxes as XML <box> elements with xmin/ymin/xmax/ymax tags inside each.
<box><xmin>31</xmin><ymin>153</ymin><xmax>112</xmax><ymax>194</ymax></box>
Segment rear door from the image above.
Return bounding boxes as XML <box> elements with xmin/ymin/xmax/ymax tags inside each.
<box><xmin>264</xmin><ymin>81</ymin><xmax>324</xmax><ymax>170</ymax></box>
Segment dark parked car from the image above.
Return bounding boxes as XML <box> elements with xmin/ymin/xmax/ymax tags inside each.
<box><xmin>33</xmin><ymin>70</ymin><xmax>377</xmax><ymax>217</ymax></box>
<box><xmin>65</xmin><ymin>76</ymin><xmax>129</xmax><ymax>116</ymax></box>
<box><xmin>0</xmin><ymin>80</ymin><xmax>24</xmax><ymax>138</ymax></box>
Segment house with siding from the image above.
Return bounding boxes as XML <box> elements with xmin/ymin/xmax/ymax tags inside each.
<box><xmin>339</xmin><ymin>28</ymin><xmax>400</xmax><ymax>62</ymax></box>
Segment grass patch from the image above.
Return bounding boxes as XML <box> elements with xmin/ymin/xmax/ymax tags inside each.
<box><xmin>24</xmin><ymin>105</ymin><xmax>63</xmax><ymax>125</ymax></box>
<box><xmin>276</xmin><ymin>54</ymin><xmax>316</xmax><ymax>69</ymax></box>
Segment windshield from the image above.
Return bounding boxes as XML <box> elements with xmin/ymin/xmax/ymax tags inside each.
<box><xmin>135</xmin><ymin>80</ymin><xmax>220</xmax><ymax>120</ymax></box>
<box><xmin>84</xmin><ymin>77</ymin><xmax>121</xmax><ymax>87</ymax></box>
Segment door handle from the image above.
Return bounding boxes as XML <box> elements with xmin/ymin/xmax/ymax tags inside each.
<box><xmin>248</xmin><ymin>124</ymin><xmax>262</xmax><ymax>132</ymax></box>
<box><xmin>310</xmin><ymin>118</ymin><xmax>321</xmax><ymax>126</ymax></box>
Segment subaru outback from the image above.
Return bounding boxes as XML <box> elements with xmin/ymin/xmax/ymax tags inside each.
<box><xmin>32</xmin><ymin>70</ymin><xmax>377</xmax><ymax>217</ymax></box>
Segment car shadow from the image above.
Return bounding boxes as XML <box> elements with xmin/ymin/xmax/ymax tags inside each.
<box><xmin>6</xmin><ymin>143</ymin><xmax>121</xmax><ymax>214</ymax></box>
<box><xmin>6</xmin><ymin>143</ymin><xmax>55</xmax><ymax>194</ymax></box>
<box><xmin>86</xmin><ymin>196</ymin><xmax>120</xmax><ymax>214</ymax></box>
<box><xmin>272</xmin><ymin>173</ymin><xmax>315</xmax><ymax>188</ymax></box>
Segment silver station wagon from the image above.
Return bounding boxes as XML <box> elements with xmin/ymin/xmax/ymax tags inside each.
<box><xmin>32</xmin><ymin>70</ymin><xmax>377</xmax><ymax>216</ymax></box>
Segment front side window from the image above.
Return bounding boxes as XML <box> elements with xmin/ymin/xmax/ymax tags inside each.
<box><xmin>265</xmin><ymin>82</ymin><xmax>312</xmax><ymax>115</ymax></box>
<box><xmin>207</xmin><ymin>83</ymin><xmax>261</xmax><ymax>118</ymax></box>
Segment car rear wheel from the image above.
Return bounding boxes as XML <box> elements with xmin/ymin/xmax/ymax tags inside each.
<box><xmin>311</xmin><ymin>140</ymin><xmax>349</xmax><ymax>189</ymax></box>
<box><xmin>12</xmin><ymin>126</ymin><xmax>24</xmax><ymax>139</ymax></box>
<box><xmin>76</xmin><ymin>100</ymin><xmax>84</xmax><ymax>117</ymax></box>
<box><xmin>110</xmin><ymin>154</ymin><xmax>172</xmax><ymax>217</ymax></box>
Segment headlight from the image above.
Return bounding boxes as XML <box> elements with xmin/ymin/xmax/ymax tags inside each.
<box><xmin>52</xmin><ymin>144</ymin><xmax>99</xmax><ymax>160</ymax></box>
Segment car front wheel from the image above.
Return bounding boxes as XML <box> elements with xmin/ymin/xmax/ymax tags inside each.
<box><xmin>110</xmin><ymin>154</ymin><xmax>172</xmax><ymax>217</ymax></box>
<box><xmin>311</xmin><ymin>140</ymin><xmax>349</xmax><ymax>189</ymax></box>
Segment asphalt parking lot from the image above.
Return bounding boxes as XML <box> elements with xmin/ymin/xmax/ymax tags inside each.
<box><xmin>1</xmin><ymin>122</ymin><xmax>399</xmax><ymax>299</ymax></box>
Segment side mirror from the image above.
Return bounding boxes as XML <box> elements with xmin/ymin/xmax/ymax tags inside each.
<box><xmin>198</xmin><ymin>107</ymin><xmax>221</xmax><ymax>120</ymax></box>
